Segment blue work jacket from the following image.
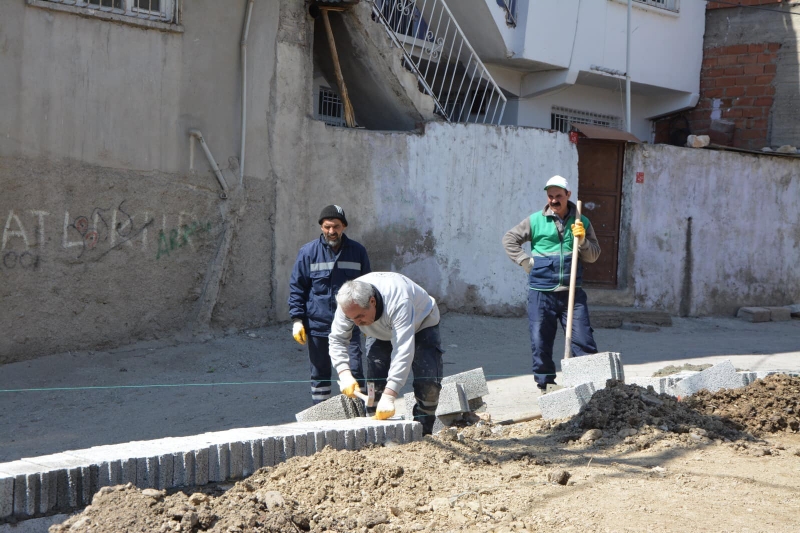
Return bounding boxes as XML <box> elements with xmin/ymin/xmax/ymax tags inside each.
<box><xmin>288</xmin><ymin>234</ymin><xmax>371</xmax><ymax>336</ymax></box>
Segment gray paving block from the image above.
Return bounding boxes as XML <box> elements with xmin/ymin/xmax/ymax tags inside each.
<box><xmin>627</xmin><ymin>376</ymin><xmax>676</xmax><ymax>395</ymax></box>
<box><xmin>432</xmin><ymin>413</ymin><xmax>461</xmax><ymax>434</ymax></box>
<box><xmin>402</xmin><ymin>423</ymin><xmax>414</xmax><ymax>443</ymax></box>
<box><xmin>80</xmin><ymin>465</ymin><xmax>99</xmax><ymax>506</ymax></box>
<box><xmin>671</xmin><ymin>360</ymin><xmax>742</xmax><ymax>397</ymax></box>
<box><xmin>229</xmin><ymin>442</ymin><xmax>244</xmax><ymax>480</ymax></box>
<box><xmin>260</xmin><ymin>438</ymin><xmax>276</xmax><ymax>467</ymax></box>
<box><xmin>765</xmin><ymin>307</ymin><xmax>791</xmax><ymax>321</ymax></box>
<box><xmin>324</xmin><ymin>429</ymin><xmax>340</xmax><ymax>450</ymax></box>
<box><xmin>435</xmin><ymin>383</ymin><xmax>469</xmax><ymax>416</ymax></box>
<box><xmin>194</xmin><ymin>448</ymin><xmax>209</xmax><ymax>485</ymax></box>
<box><xmin>789</xmin><ymin>304</ymin><xmax>800</xmax><ymax>318</ymax></box>
<box><xmin>342</xmin><ymin>429</ymin><xmax>355</xmax><ymax>451</ymax></box>
<box><xmin>66</xmin><ymin>468</ymin><xmax>81</xmax><ymax>508</ymax></box>
<box><xmin>40</xmin><ymin>471</ymin><xmax>57</xmax><ymax>514</ymax></box>
<box><xmin>1</xmin><ymin>475</ymin><xmax>13</xmax><ymax>519</ymax></box>
<box><xmin>403</xmin><ymin>392</ymin><xmax>416</xmax><ymax>421</ymax></box>
<box><xmin>738</xmin><ymin>371</ymin><xmax>758</xmax><ymax>386</ymax></box>
<box><xmin>243</xmin><ymin>440</ymin><xmax>261</xmax><ymax>477</ymax></box>
<box><xmin>121</xmin><ymin>458</ymin><xmax>137</xmax><ymax>485</ymax></box>
<box><xmin>383</xmin><ymin>424</ymin><xmax>397</xmax><ymax>443</ymax></box>
<box><xmin>562</xmin><ymin>352</ymin><xmax>623</xmax><ymax>390</ymax></box>
<box><xmin>312</xmin><ymin>432</ymin><xmax>326</xmax><ymax>454</ymax></box>
<box><xmin>355</xmin><ymin>428</ymin><xmax>367</xmax><ymax>449</ymax></box>
<box><xmin>295</xmin><ymin>395</ymin><xmax>352</xmax><ymax>422</ymax></box>
<box><xmin>411</xmin><ymin>422</ymin><xmax>423</xmax><ymax>441</ymax></box>
<box><xmin>172</xmin><ymin>453</ymin><xmax>186</xmax><ymax>487</ymax></box>
<box><xmin>282</xmin><ymin>435</ymin><xmax>296</xmax><ymax>461</ymax></box>
<box><xmin>441</xmin><ymin>368</ymin><xmax>489</xmax><ymax>401</ymax></box>
<box><xmin>158</xmin><ymin>454</ymin><xmax>174</xmax><ymax>489</ymax></box>
<box><xmin>468</xmin><ymin>397</ymin><xmax>486</xmax><ymax>412</ymax></box>
<box><xmin>25</xmin><ymin>473</ymin><xmax>40</xmax><ymax>517</ymax></box>
<box><xmin>207</xmin><ymin>445</ymin><xmax>220</xmax><ymax>483</ymax></box>
<box><xmin>537</xmin><ymin>382</ymin><xmax>597</xmax><ymax>420</ymax></box>
<box><xmin>737</xmin><ymin>307</ymin><xmax>770</xmax><ymax>322</ymax></box>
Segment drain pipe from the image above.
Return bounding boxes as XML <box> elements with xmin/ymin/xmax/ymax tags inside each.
<box><xmin>625</xmin><ymin>0</ymin><xmax>632</xmax><ymax>133</ymax></box>
<box><xmin>240</xmin><ymin>0</ymin><xmax>255</xmax><ymax>186</ymax></box>
<box><xmin>189</xmin><ymin>129</ymin><xmax>229</xmax><ymax>199</ymax></box>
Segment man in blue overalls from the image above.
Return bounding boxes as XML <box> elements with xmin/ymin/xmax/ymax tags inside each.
<box><xmin>288</xmin><ymin>205</ymin><xmax>371</xmax><ymax>404</ymax></box>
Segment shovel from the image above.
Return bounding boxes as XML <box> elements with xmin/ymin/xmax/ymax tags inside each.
<box><xmin>563</xmin><ymin>200</ymin><xmax>583</xmax><ymax>360</ymax></box>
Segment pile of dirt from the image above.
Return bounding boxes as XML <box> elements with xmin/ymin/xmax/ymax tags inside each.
<box><xmin>650</xmin><ymin>363</ymin><xmax>712</xmax><ymax>377</ymax></box>
<box><xmin>48</xmin><ymin>376</ymin><xmax>800</xmax><ymax>532</ymax></box>
<box><xmin>685</xmin><ymin>374</ymin><xmax>800</xmax><ymax>435</ymax></box>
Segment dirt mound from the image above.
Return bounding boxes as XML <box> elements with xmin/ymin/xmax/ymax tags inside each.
<box><xmin>560</xmin><ymin>380</ymin><xmax>745</xmax><ymax>442</ymax></box>
<box><xmin>48</xmin><ymin>376</ymin><xmax>800</xmax><ymax>532</ymax></box>
<box><xmin>685</xmin><ymin>374</ymin><xmax>800</xmax><ymax>436</ymax></box>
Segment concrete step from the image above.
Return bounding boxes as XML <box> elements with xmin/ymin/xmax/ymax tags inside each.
<box><xmin>591</xmin><ymin>306</ymin><xmax>673</xmax><ymax>329</ymax></box>
<box><xmin>584</xmin><ymin>287</ymin><xmax>635</xmax><ymax>307</ymax></box>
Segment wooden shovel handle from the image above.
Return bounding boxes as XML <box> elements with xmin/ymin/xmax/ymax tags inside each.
<box><xmin>564</xmin><ymin>200</ymin><xmax>582</xmax><ymax>360</ymax></box>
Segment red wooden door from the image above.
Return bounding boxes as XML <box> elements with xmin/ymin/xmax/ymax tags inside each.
<box><xmin>576</xmin><ymin>139</ymin><xmax>624</xmax><ymax>287</ymax></box>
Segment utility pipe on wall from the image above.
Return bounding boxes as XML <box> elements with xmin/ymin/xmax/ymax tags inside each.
<box><xmin>625</xmin><ymin>0</ymin><xmax>632</xmax><ymax>133</ymax></box>
<box><xmin>189</xmin><ymin>129</ymin><xmax>229</xmax><ymax>199</ymax></box>
<box><xmin>240</xmin><ymin>0</ymin><xmax>255</xmax><ymax>186</ymax></box>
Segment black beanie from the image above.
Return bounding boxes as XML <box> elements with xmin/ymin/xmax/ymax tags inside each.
<box><xmin>318</xmin><ymin>204</ymin><xmax>348</xmax><ymax>226</ymax></box>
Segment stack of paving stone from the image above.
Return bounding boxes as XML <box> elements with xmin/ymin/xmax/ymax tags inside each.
<box><xmin>737</xmin><ymin>306</ymin><xmax>793</xmax><ymax>322</ymax></box>
<box><xmin>539</xmin><ymin>354</ymin><xmax>799</xmax><ymax>421</ymax></box>
<box><xmin>0</xmin><ymin>418</ymin><xmax>421</xmax><ymax>522</ymax></box>
<box><xmin>404</xmin><ymin>368</ymin><xmax>490</xmax><ymax>433</ymax></box>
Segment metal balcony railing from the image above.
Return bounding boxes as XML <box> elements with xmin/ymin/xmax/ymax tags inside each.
<box><xmin>372</xmin><ymin>0</ymin><xmax>507</xmax><ymax>125</ymax></box>
<box><xmin>496</xmin><ymin>0</ymin><xmax>517</xmax><ymax>27</ymax></box>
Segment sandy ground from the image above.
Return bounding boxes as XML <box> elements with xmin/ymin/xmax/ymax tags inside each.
<box><xmin>1</xmin><ymin>313</ymin><xmax>799</xmax><ymax>463</ymax></box>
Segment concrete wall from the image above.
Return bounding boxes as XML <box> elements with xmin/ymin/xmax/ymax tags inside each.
<box><xmin>0</xmin><ymin>0</ymin><xmax>279</xmax><ymax>361</ymax></box>
<box><xmin>623</xmin><ymin>144</ymin><xmax>800</xmax><ymax>316</ymax></box>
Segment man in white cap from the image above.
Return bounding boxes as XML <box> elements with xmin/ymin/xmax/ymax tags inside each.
<box><xmin>502</xmin><ymin>175</ymin><xmax>601</xmax><ymax>392</ymax></box>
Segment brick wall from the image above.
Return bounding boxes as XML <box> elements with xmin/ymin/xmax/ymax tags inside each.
<box><xmin>707</xmin><ymin>0</ymin><xmax>788</xmax><ymax>9</ymax></box>
<box><xmin>654</xmin><ymin>42</ymin><xmax>781</xmax><ymax>150</ymax></box>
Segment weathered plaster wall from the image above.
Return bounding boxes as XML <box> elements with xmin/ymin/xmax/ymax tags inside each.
<box><xmin>0</xmin><ymin>0</ymin><xmax>279</xmax><ymax>362</ymax></box>
<box><xmin>624</xmin><ymin>144</ymin><xmax>800</xmax><ymax>316</ymax></box>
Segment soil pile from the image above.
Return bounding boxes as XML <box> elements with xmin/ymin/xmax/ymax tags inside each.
<box><xmin>48</xmin><ymin>376</ymin><xmax>800</xmax><ymax>533</ymax></box>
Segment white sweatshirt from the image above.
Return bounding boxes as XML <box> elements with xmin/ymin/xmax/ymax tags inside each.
<box><xmin>329</xmin><ymin>272</ymin><xmax>440</xmax><ymax>393</ymax></box>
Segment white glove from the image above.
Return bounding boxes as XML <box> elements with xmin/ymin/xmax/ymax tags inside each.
<box><xmin>338</xmin><ymin>370</ymin><xmax>360</xmax><ymax>398</ymax></box>
<box><xmin>522</xmin><ymin>257</ymin><xmax>534</xmax><ymax>274</ymax></box>
<box><xmin>372</xmin><ymin>393</ymin><xmax>396</xmax><ymax>420</ymax></box>
<box><xmin>292</xmin><ymin>320</ymin><xmax>306</xmax><ymax>345</ymax></box>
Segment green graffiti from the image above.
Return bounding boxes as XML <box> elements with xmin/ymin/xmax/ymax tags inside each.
<box><xmin>156</xmin><ymin>221</ymin><xmax>213</xmax><ymax>259</ymax></box>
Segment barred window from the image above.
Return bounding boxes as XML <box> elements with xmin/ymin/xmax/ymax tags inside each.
<box><xmin>38</xmin><ymin>0</ymin><xmax>176</xmax><ymax>23</ymax></box>
<box><xmin>317</xmin><ymin>87</ymin><xmax>347</xmax><ymax>127</ymax></box>
<box><xmin>551</xmin><ymin>106</ymin><xmax>623</xmax><ymax>134</ymax></box>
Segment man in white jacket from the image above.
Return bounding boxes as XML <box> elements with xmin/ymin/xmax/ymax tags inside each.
<box><xmin>329</xmin><ymin>272</ymin><xmax>443</xmax><ymax>434</ymax></box>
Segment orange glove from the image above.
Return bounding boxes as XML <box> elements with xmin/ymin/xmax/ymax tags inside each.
<box><xmin>338</xmin><ymin>370</ymin><xmax>361</xmax><ymax>399</ymax></box>
<box><xmin>292</xmin><ymin>320</ymin><xmax>307</xmax><ymax>345</ymax></box>
<box><xmin>372</xmin><ymin>393</ymin><xmax>396</xmax><ymax>420</ymax></box>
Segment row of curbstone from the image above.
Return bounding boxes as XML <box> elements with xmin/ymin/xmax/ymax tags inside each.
<box><xmin>294</xmin><ymin>369</ymin><xmax>491</xmax><ymax>435</ymax></box>
<box><xmin>0</xmin><ymin>419</ymin><xmax>421</xmax><ymax>523</ymax></box>
<box><xmin>537</xmin><ymin>352</ymin><xmax>798</xmax><ymax>420</ymax></box>
<box><xmin>737</xmin><ymin>305</ymin><xmax>798</xmax><ymax>322</ymax></box>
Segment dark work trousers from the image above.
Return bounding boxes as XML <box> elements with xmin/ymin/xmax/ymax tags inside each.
<box><xmin>365</xmin><ymin>324</ymin><xmax>444</xmax><ymax>435</ymax></box>
<box><xmin>308</xmin><ymin>328</ymin><xmax>364</xmax><ymax>404</ymax></box>
<box><xmin>528</xmin><ymin>288</ymin><xmax>597</xmax><ymax>388</ymax></box>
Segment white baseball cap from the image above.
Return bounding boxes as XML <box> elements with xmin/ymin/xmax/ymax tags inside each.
<box><xmin>543</xmin><ymin>175</ymin><xmax>570</xmax><ymax>191</ymax></box>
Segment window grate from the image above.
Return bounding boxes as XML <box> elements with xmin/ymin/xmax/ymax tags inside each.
<box><xmin>41</xmin><ymin>0</ymin><xmax>174</xmax><ymax>22</ymax></box>
<box><xmin>317</xmin><ymin>87</ymin><xmax>347</xmax><ymax>127</ymax></box>
<box><xmin>551</xmin><ymin>106</ymin><xmax>623</xmax><ymax>134</ymax></box>
<box><xmin>633</xmin><ymin>0</ymin><xmax>679</xmax><ymax>12</ymax></box>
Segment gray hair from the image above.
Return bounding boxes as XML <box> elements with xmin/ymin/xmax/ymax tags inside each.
<box><xmin>336</xmin><ymin>280</ymin><xmax>373</xmax><ymax>309</ymax></box>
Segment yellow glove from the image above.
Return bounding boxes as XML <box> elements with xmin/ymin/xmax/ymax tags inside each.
<box><xmin>571</xmin><ymin>221</ymin><xmax>586</xmax><ymax>244</ymax></box>
<box><xmin>372</xmin><ymin>393</ymin><xmax>396</xmax><ymax>420</ymax></box>
<box><xmin>292</xmin><ymin>320</ymin><xmax>307</xmax><ymax>345</ymax></box>
<box><xmin>338</xmin><ymin>370</ymin><xmax>361</xmax><ymax>398</ymax></box>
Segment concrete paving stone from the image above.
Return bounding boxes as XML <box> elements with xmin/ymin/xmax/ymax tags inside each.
<box><xmin>121</xmin><ymin>458</ymin><xmax>137</xmax><ymax>485</ymax></box>
<box><xmin>432</xmin><ymin>413</ymin><xmax>462</xmax><ymax>434</ymax></box>
<box><xmin>403</xmin><ymin>392</ymin><xmax>416</xmax><ymax>421</ymax></box>
<box><xmin>627</xmin><ymin>376</ymin><xmax>674</xmax><ymax>395</ymax></box>
<box><xmin>441</xmin><ymin>368</ymin><xmax>489</xmax><ymax>401</ymax></box>
<box><xmin>671</xmin><ymin>360</ymin><xmax>742</xmax><ymax>397</ymax></box>
<box><xmin>468</xmin><ymin>397</ymin><xmax>486</xmax><ymax>412</ymax></box>
<box><xmin>194</xmin><ymin>449</ymin><xmax>208</xmax><ymax>486</ymax></box>
<box><xmin>537</xmin><ymin>382</ymin><xmax>597</xmax><ymax>420</ymax></box>
<box><xmin>66</xmin><ymin>468</ymin><xmax>80</xmax><ymax>509</ymax></box>
<box><xmin>219</xmin><ymin>444</ymin><xmax>231</xmax><ymax>482</ymax></box>
<box><xmin>1</xmin><ymin>475</ymin><xmax>13</xmax><ymax>519</ymax></box>
<box><xmin>207</xmin><ymin>445</ymin><xmax>220</xmax><ymax>483</ymax></box>
<box><xmin>312</xmin><ymin>432</ymin><xmax>325</xmax><ymax>454</ymax></box>
<box><xmin>737</xmin><ymin>307</ymin><xmax>770</xmax><ymax>323</ymax></box>
<box><xmin>562</xmin><ymin>351</ymin><xmax>624</xmax><ymax>390</ymax></box>
<box><xmin>411</xmin><ymin>422</ymin><xmax>423</xmax><ymax>441</ymax></box>
<box><xmin>295</xmin><ymin>395</ymin><xmax>351</xmax><ymax>422</ymax></box>
<box><xmin>344</xmin><ymin>429</ymin><xmax>357</xmax><ymax>451</ymax></box>
<box><xmin>738</xmin><ymin>371</ymin><xmax>758</xmax><ymax>386</ymax></box>
<box><xmin>229</xmin><ymin>442</ymin><xmax>244</xmax><ymax>480</ymax></box>
<box><xmin>39</xmin><ymin>471</ymin><xmax>56</xmax><ymax>514</ymax></box>
<box><xmin>24</xmin><ymin>474</ymin><xmax>40</xmax><ymax>517</ymax></box>
<box><xmin>383</xmin><ymin>424</ymin><xmax>397</xmax><ymax>443</ymax></box>
<box><xmin>158</xmin><ymin>454</ymin><xmax>174</xmax><ymax>489</ymax></box>
<box><xmin>435</xmin><ymin>383</ymin><xmax>469</xmax><ymax>416</ymax></box>
<box><xmin>281</xmin><ymin>435</ymin><xmax>295</xmax><ymax>462</ymax></box>
<box><xmin>402</xmin><ymin>423</ymin><xmax>414</xmax><ymax>443</ymax></box>
<box><xmin>295</xmin><ymin>433</ymin><xmax>309</xmax><ymax>457</ymax></box>
<box><xmin>260</xmin><ymin>438</ymin><xmax>276</xmax><ymax>467</ymax></box>
<box><xmin>54</xmin><ymin>469</ymin><xmax>69</xmax><ymax>511</ymax></box>
<box><xmin>788</xmin><ymin>304</ymin><xmax>800</xmax><ymax>317</ymax></box>
<box><xmin>765</xmin><ymin>307</ymin><xmax>791</xmax><ymax>321</ymax></box>
<box><xmin>324</xmin><ymin>430</ymin><xmax>340</xmax><ymax>451</ymax></box>
<box><xmin>243</xmin><ymin>440</ymin><xmax>261</xmax><ymax>477</ymax></box>
<box><xmin>79</xmin><ymin>465</ymin><xmax>99</xmax><ymax>507</ymax></box>
<box><xmin>172</xmin><ymin>453</ymin><xmax>186</xmax><ymax>487</ymax></box>
<box><xmin>355</xmin><ymin>428</ymin><xmax>367</xmax><ymax>449</ymax></box>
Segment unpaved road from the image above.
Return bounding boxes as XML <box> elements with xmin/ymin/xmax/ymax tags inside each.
<box><xmin>1</xmin><ymin>314</ymin><xmax>799</xmax><ymax>462</ymax></box>
<box><xmin>48</xmin><ymin>377</ymin><xmax>800</xmax><ymax>532</ymax></box>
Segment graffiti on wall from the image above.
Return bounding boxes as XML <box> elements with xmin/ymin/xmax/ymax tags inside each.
<box><xmin>1</xmin><ymin>203</ymin><xmax>216</xmax><ymax>270</ymax></box>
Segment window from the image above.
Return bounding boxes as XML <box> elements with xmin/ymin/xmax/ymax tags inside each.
<box><xmin>37</xmin><ymin>0</ymin><xmax>176</xmax><ymax>23</ymax></box>
<box><xmin>551</xmin><ymin>106</ymin><xmax>623</xmax><ymax>133</ymax></box>
<box><xmin>631</xmin><ymin>0</ymin><xmax>679</xmax><ymax>12</ymax></box>
<box><xmin>317</xmin><ymin>87</ymin><xmax>347</xmax><ymax>127</ymax></box>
